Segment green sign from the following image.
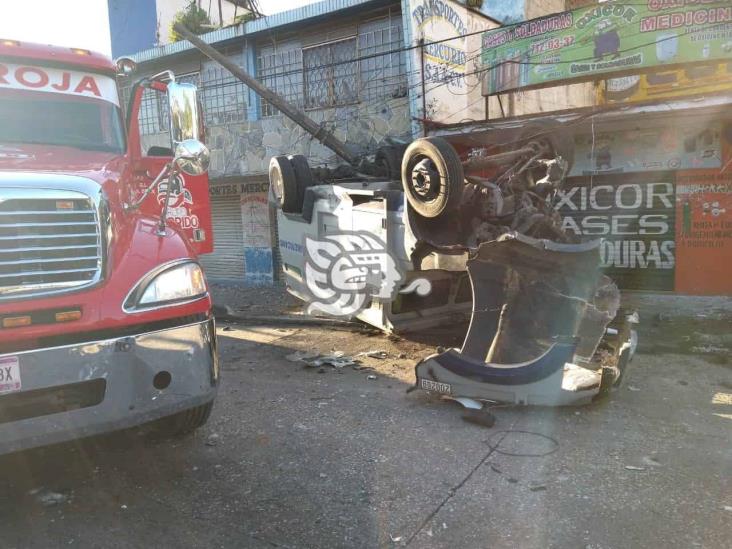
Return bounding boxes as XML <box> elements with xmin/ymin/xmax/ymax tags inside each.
<box><xmin>481</xmin><ymin>1</ymin><xmax>732</xmax><ymax>95</ymax></box>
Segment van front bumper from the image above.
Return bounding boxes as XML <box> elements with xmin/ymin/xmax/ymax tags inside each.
<box><xmin>0</xmin><ymin>317</ymin><xmax>218</xmax><ymax>455</ymax></box>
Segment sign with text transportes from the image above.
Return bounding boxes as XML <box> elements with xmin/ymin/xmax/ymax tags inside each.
<box><xmin>481</xmin><ymin>1</ymin><xmax>732</xmax><ymax>95</ymax></box>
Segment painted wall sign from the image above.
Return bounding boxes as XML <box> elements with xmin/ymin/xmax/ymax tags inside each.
<box><xmin>675</xmin><ymin>169</ymin><xmax>732</xmax><ymax>295</ymax></box>
<box><xmin>209</xmin><ymin>181</ymin><xmax>269</xmax><ymax>196</ymax></box>
<box><xmin>0</xmin><ymin>62</ymin><xmax>119</xmax><ymax>105</ymax></box>
<box><xmin>570</xmin><ymin>123</ymin><xmax>721</xmax><ymax>176</ymax></box>
<box><xmin>557</xmin><ymin>173</ymin><xmax>676</xmax><ymax>290</ymax></box>
<box><xmin>408</xmin><ymin>0</ymin><xmax>497</xmax><ymax>124</ymax></box>
<box><xmin>481</xmin><ymin>1</ymin><xmax>732</xmax><ymax>95</ymax></box>
<box><xmin>240</xmin><ymin>192</ymin><xmax>272</xmax><ymax>248</ymax></box>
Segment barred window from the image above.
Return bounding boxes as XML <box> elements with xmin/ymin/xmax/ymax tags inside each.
<box><xmin>138</xmin><ymin>88</ymin><xmax>161</xmax><ymax>135</ymax></box>
<box><xmin>358</xmin><ymin>21</ymin><xmax>407</xmax><ymax>102</ymax></box>
<box><xmin>257</xmin><ymin>45</ymin><xmax>303</xmax><ymax>117</ymax></box>
<box><xmin>200</xmin><ymin>67</ymin><xmax>248</xmax><ymax>125</ymax></box>
<box><xmin>303</xmin><ymin>38</ymin><xmax>358</xmax><ymax>109</ymax></box>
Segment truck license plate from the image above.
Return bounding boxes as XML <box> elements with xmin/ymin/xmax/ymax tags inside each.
<box><xmin>0</xmin><ymin>356</ymin><xmax>21</xmax><ymax>395</ymax></box>
<box><xmin>420</xmin><ymin>378</ymin><xmax>451</xmax><ymax>395</ymax></box>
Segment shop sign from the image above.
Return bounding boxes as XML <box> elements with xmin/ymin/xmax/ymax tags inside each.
<box><xmin>557</xmin><ymin>174</ymin><xmax>676</xmax><ymax>290</ymax></box>
<box><xmin>601</xmin><ymin>62</ymin><xmax>732</xmax><ymax>103</ymax></box>
<box><xmin>570</xmin><ymin>123</ymin><xmax>721</xmax><ymax>176</ymax></box>
<box><xmin>675</xmin><ymin>169</ymin><xmax>732</xmax><ymax>294</ymax></box>
<box><xmin>209</xmin><ymin>181</ymin><xmax>269</xmax><ymax>196</ymax></box>
<box><xmin>482</xmin><ymin>1</ymin><xmax>732</xmax><ymax>95</ymax></box>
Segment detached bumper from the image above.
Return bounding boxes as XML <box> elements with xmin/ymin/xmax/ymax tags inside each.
<box><xmin>0</xmin><ymin>318</ymin><xmax>218</xmax><ymax>455</ymax></box>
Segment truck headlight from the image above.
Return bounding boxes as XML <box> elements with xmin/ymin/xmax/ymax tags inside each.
<box><xmin>124</xmin><ymin>261</ymin><xmax>207</xmax><ymax>312</ymax></box>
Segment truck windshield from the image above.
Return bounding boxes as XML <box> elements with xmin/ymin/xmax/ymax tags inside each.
<box><xmin>0</xmin><ymin>90</ymin><xmax>125</xmax><ymax>153</ymax></box>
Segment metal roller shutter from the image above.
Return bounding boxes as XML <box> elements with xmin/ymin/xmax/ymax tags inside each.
<box><xmin>199</xmin><ymin>194</ymin><xmax>245</xmax><ymax>282</ymax></box>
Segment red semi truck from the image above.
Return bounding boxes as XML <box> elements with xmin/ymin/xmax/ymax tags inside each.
<box><xmin>0</xmin><ymin>40</ymin><xmax>218</xmax><ymax>454</ymax></box>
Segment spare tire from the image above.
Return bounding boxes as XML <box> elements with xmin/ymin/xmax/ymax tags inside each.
<box><xmin>400</xmin><ymin>137</ymin><xmax>464</xmax><ymax>218</ymax></box>
<box><xmin>269</xmin><ymin>155</ymin><xmax>299</xmax><ymax>213</ymax></box>
<box><xmin>288</xmin><ymin>154</ymin><xmax>315</xmax><ymax>208</ymax></box>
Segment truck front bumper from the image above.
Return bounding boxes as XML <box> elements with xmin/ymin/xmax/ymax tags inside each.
<box><xmin>0</xmin><ymin>317</ymin><xmax>218</xmax><ymax>455</ymax></box>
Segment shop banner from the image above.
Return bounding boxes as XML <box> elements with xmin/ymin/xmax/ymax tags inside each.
<box><xmin>601</xmin><ymin>62</ymin><xmax>732</xmax><ymax>103</ymax></box>
<box><xmin>675</xmin><ymin>169</ymin><xmax>732</xmax><ymax>295</ymax></box>
<box><xmin>481</xmin><ymin>1</ymin><xmax>732</xmax><ymax>95</ymax></box>
<box><xmin>556</xmin><ymin>173</ymin><xmax>676</xmax><ymax>291</ymax></box>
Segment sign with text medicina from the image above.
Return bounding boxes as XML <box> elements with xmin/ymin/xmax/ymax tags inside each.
<box><xmin>481</xmin><ymin>1</ymin><xmax>732</xmax><ymax>95</ymax></box>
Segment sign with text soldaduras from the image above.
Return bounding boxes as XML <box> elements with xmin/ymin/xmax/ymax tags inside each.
<box><xmin>481</xmin><ymin>1</ymin><xmax>732</xmax><ymax>95</ymax></box>
<box><xmin>557</xmin><ymin>172</ymin><xmax>676</xmax><ymax>291</ymax></box>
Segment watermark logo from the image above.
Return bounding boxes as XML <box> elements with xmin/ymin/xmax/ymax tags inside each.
<box><xmin>303</xmin><ymin>231</ymin><xmax>431</xmax><ymax>317</ymax></box>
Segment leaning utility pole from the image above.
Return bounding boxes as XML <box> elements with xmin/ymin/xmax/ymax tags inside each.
<box><xmin>173</xmin><ymin>23</ymin><xmax>358</xmax><ymax>165</ymax></box>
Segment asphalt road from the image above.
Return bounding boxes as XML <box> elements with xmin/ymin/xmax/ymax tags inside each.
<box><xmin>0</xmin><ymin>321</ymin><xmax>730</xmax><ymax>548</ymax></box>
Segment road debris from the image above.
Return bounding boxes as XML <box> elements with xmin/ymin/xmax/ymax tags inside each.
<box><xmin>356</xmin><ymin>350</ymin><xmax>388</xmax><ymax>359</ymax></box>
<box><xmin>389</xmin><ymin>534</ymin><xmax>403</xmax><ymax>543</ymax></box>
<box><xmin>285</xmin><ymin>350</ymin><xmax>320</xmax><ymax>362</ymax></box>
<box><xmin>367</xmin><ymin>374</ymin><xmax>377</xmax><ymax>381</ymax></box>
<box><xmin>461</xmin><ymin>409</ymin><xmax>496</xmax><ymax>428</ymax></box>
<box><xmin>624</xmin><ymin>465</ymin><xmax>645</xmax><ymax>471</ymax></box>
<box><xmin>30</xmin><ymin>488</ymin><xmax>71</xmax><ymax>506</ymax></box>
<box><xmin>205</xmin><ymin>433</ymin><xmax>220</xmax><ymax>447</ymax></box>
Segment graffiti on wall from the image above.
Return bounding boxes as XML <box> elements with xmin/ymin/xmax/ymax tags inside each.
<box><xmin>675</xmin><ymin>169</ymin><xmax>732</xmax><ymax>295</ymax></box>
<box><xmin>408</xmin><ymin>0</ymin><xmax>496</xmax><ymax>123</ymax></box>
<box><xmin>557</xmin><ymin>173</ymin><xmax>676</xmax><ymax>290</ymax></box>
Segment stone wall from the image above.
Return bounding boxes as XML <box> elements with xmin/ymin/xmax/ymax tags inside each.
<box><xmin>142</xmin><ymin>97</ymin><xmax>411</xmax><ymax>179</ymax></box>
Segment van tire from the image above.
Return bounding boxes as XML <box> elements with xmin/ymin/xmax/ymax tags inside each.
<box><xmin>269</xmin><ymin>155</ymin><xmax>299</xmax><ymax>213</ymax></box>
<box><xmin>288</xmin><ymin>154</ymin><xmax>314</xmax><ymax>209</ymax></box>
<box><xmin>401</xmin><ymin>137</ymin><xmax>464</xmax><ymax>218</ymax></box>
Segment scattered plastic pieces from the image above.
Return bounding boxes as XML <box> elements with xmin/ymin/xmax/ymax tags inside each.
<box><xmin>389</xmin><ymin>534</ymin><xmax>403</xmax><ymax>543</ymax></box>
<box><xmin>367</xmin><ymin>374</ymin><xmax>377</xmax><ymax>381</ymax></box>
<box><xmin>624</xmin><ymin>465</ymin><xmax>645</xmax><ymax>471</ymax></box>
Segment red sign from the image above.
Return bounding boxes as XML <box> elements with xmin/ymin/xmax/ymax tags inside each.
<box><xmin>675</xmin><ymin>170</ymin><xmax>732</xmax><ymax>295</ymax></box>
<box><xmin>0</xmin><ymin>62</ymin><xmax>118</xmax><ymax>105</ymax></box>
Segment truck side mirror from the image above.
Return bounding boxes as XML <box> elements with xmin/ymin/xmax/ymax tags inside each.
<box><xmin>167</xmin><ymin>81</ymin><xmax>209</xmax><ymax>174</ymax></box>
<box><xmin>175</xmin><ymin>139</ymin><xmax>209</xmax><ymax>176</ymax></box>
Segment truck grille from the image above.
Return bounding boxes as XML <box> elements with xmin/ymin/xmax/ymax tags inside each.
<box><xmin>0</xmin><ymin>191</ymin><xmax>103</xmax><ymax>300</ymax></box>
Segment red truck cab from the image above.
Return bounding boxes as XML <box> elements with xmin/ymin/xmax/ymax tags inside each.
<box><xmin>0</xmin><ymin>40</ymin><xmax>218</xmax><ymax>454</ymax></box>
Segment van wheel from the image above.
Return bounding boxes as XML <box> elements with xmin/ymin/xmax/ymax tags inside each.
<box><xmin>288</xmin><ymin>154</ymin><xmax>314</xmax><ymax>208</ymax></box>
<box><xmin>269</xmin><ymin>156</ymin><xmax>299</xmax><ymax>213</ymax></box>
<box><xmin>401</xmin><ymin>137</ymin><xmax>464</xmax><ymax>218</ymax></box>
<box><xmin>155</xmin><ymin>402</ymin><xmax>214</xmax><ymax>437</ymax></box>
